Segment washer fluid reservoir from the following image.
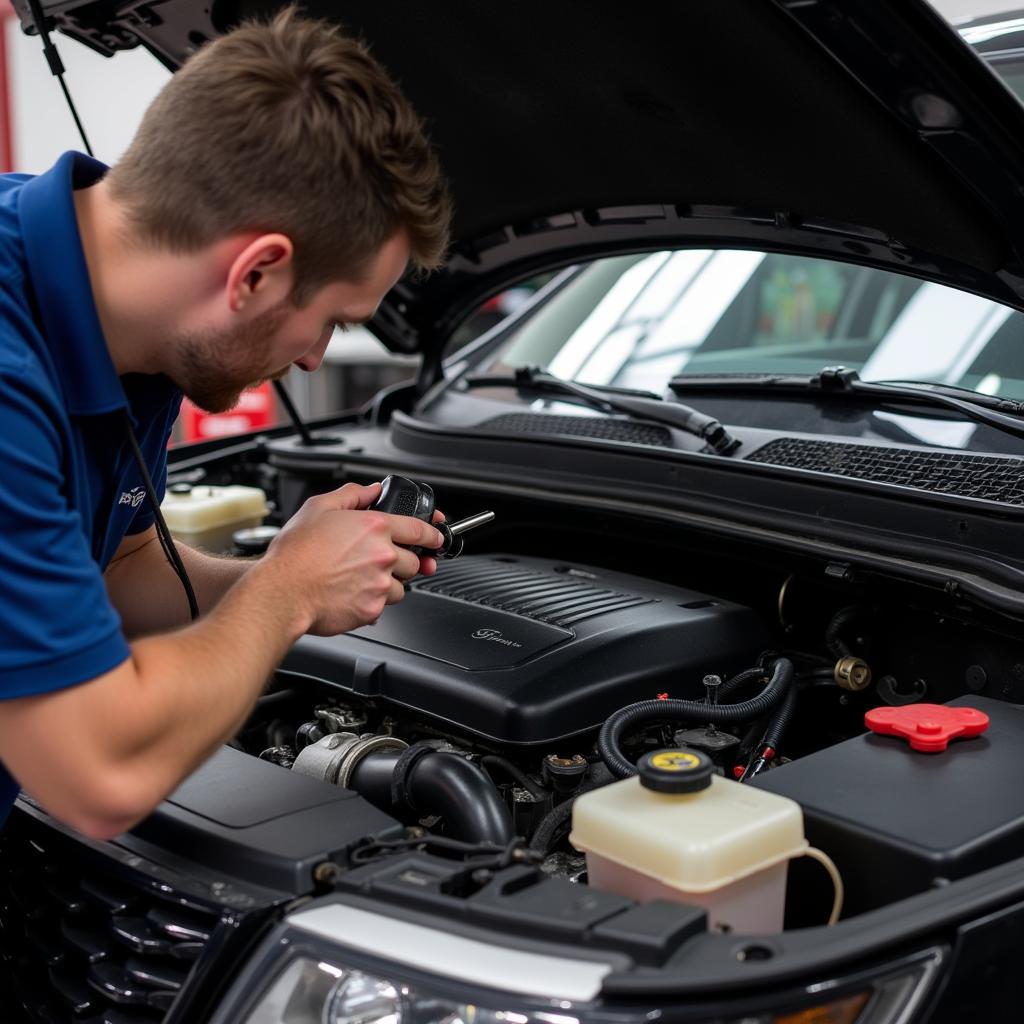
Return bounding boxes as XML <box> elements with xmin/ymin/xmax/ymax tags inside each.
<box><xmin>160</xmin><ymin>484</ymin><xmax>269</xmax><ymax>552</ymax></box>
<box><xmin>570</xmin><ymin>749</ymin><xmax>807</xmax><ymax>934</ymax></box>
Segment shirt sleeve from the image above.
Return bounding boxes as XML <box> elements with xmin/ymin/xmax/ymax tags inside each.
<box><xmin>125</xmin><ymin>453</ymin><xmax>167</xmax><ymax>536</ymax></box>
<box><xmin>0</xmin><ymin>357</ymin><xmax>130</xmax><ymax>698</ymax></box>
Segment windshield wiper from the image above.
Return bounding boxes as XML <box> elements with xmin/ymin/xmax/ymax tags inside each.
<box><xmin>462</xmin><ymin>367</ymin><xmax>740</xmax><ymax>455</ymax></box>
<box><xmin>669</xmin><ymin>366</ymin><xmax>1024</xmax><ymax>442</ymax></box>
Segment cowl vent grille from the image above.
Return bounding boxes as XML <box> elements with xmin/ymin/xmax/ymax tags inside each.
<box><xmin>748</xmin><ymin>438</ymin><xmax>1024</xmax><ymax>505</ymax></box>
<box><xmin>481</xmin><ymin>412</ymin><xmax>673</xmax><ymax>447</ymax></box>
<box><xmin>0</xmin><ymin>830</ymin><xmax>219</xmax><ymax>1023</ymax></box>
<box><xmin>418</xmin><ymin>560</ymin><xmax>655</xmax><ymax>627</ymax></box>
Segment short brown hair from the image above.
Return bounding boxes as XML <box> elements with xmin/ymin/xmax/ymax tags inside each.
<box><xmin>107</xmin><ymin>8</ymin><xmax>451</xmax><ymax>302</ymax></box>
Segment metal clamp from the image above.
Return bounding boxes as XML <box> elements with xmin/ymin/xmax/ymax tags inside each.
<box><xmin>292</xmin><ymin>732</ymin><xmax>409</xmax><ymax>787</ymax></box>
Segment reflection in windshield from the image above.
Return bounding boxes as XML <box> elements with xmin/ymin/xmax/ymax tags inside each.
<box><xmin>487</xmin><ymin>250</ymin><xmax>1024</xmax><ymax>400</ymax></box>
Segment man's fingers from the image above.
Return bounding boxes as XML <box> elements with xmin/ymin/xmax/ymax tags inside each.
<box><xmin>385</xmin><ymin>577</ymin><xmax>407</xmax><ymax>605</ymax></box>
<box><xmin>386</xmin><ymin>514</ymin><xmax>444</xmax><ymax>549</ymax></box>
<box><xmin>321</xmin><ymin>481</ymin><xmax>383</xmax><ymax>511</ymax></box>
<box><xmin>391</xmin><ymin>548</ymin><xmax>422</xmax><ymax>581</ymax></box>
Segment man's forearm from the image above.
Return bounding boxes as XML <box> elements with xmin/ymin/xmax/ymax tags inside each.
<box><xmin>0</xmin><ymin>554</ymin><xmax>309</xmax><ymax>839</ymax></box>
<box><xmin>105</xmin><ymin>527</ymin><xmax>254</xmax><ymax>636</ymax></box>
<box><xmin>115</xmin><ymin>556</ymin><xmax>305</xmax><ymax>805</ymax></box>
<box><xmin>178</xmin><ymin>539</ymin><xmax>255</xmax><ymax>611</ymax></box>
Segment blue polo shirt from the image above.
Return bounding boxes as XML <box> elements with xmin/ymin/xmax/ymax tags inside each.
<box><xmin>0</xmin><ymin>151</ymin><xmax>182</xmax><ymax>825</ymax></box>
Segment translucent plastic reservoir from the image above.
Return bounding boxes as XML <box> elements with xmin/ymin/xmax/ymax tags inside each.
<box><xmin>570</xmin><ymin>772</ymin><xmax>807</xmax><ymax>934</ymax></box>
<box><xmin>160</xmin><ymin>485</ymin><xmax>269</xmax><ymax>553</ymax></box>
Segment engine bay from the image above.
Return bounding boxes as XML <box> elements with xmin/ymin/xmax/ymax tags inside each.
<box><xmin>219</xmin><ymin>462</ymin><xmax>1024</xmax><ymax>934</ymax></box>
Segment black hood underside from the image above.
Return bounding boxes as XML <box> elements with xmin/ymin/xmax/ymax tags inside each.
<box><xmin>18</xmin><ymin>0</ymin><xmax>1024</xmax><ymax>352</ymax></box>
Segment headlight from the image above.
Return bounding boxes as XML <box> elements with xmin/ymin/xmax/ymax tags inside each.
<box><xmin>242</xmin><ymin>959</ymin><xmax>596</xmax><ymax>1024</ymax></box>
<box><xmin>215</xmin><ymin>900</ymin><xmax>941</xmax><ymax>1024</ymax></box>
<box><xmin>327</xmin><ymin>969</ymin><xmax>403</xmax><ymax>1024</ymax></box>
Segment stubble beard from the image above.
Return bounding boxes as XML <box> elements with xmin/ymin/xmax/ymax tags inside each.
<box><xmin>173</xmin><ymin>301</ymin><xmax>291</xmax><ymax>413</ymax></box>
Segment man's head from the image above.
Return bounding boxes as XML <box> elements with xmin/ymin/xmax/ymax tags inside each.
<box><xmin>104</xmin><ymin>8</ymin><xmax>450</xmax><ymax>410</ymax></box>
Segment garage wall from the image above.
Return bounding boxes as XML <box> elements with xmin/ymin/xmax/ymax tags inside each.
<box><xmin>3</xmin><ymin>8</ymin><xmax>169</xmax><ymax>173</ymax></box>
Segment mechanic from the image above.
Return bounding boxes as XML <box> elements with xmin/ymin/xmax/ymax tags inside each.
<box><xmin>0</xmin><ymin>11</ymin><xmax>451</xmax><ymax>841</ymax></box>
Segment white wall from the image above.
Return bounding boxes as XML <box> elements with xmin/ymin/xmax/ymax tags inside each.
<box><xmin>5</xmin><ymin>15</ymin><xmax>168</xmax><ymax>172</ymax></box>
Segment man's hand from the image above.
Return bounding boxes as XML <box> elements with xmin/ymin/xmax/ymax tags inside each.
<box><xmin>257</xmin><ymin>482</ymin><xmax>444</xmax><ymax>636</ymax></box>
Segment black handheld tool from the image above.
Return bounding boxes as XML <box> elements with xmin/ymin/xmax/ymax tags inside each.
<box><xmin>370</xmin><ymin>475</ymin><xmax>495</xmax><ymax>558</ymax></box>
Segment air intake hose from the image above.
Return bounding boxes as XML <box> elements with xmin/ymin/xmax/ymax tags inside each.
<box><xmin>598</xmin><ymin>657</ymin><xmax>796</xmax><ymax>779</ymax></box>
<box><xmin>350</xmin><ymin>747</ymin><xmax>514</xmax><ymax>846</ymax></box>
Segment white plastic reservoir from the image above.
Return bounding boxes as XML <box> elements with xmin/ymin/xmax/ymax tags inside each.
<box><xmin>160</xmin><ymin>484</ymin><xmax>269</xmax><ymax>553</ymax></box>
<box><xmin>570</xmin><ymin>749</ymin><xmax>807</xmax><ymax>934</ymax></box>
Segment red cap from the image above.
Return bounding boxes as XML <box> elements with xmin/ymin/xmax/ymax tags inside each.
<box><xmin>864</xmin><ymin>704</ymin><xmax>990</xmax><ymax>753</ymax></box>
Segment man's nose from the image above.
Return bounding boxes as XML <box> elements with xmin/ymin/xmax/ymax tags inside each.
<box><xmin>294</xmin><ymin>327</ymin><xmax>333</xmax><ymax>372</ymax></box>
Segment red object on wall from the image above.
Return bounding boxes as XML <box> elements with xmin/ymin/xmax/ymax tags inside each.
<box><xmin>0</xmin><ymin>0</ymin><xmax>14</xmax><ymax>172</ymax></box>
<box><xmin>180</xmin><ymin>382</ymin><xmax>276</xmax><ymax>442</ymax></box>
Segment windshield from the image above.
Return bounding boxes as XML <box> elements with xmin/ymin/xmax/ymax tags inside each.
<box><xmin>474</xmin><ymin>250</ymin><xmax>1024</xmax><ymax>399</ymax></box>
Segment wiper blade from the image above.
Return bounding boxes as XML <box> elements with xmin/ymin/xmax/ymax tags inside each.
<box><xmin>463</xmin><ymin>367</ymin><xmax>740</xmax><ymax>455</ymax></box>
<box><xmin>873</xmin><ymin>378</ymin><xmax>1024</xmax><ymax>415</ymax></box>
<box><xmin>670</xmin><ymin>366</ymin><xmax>1024</xmax><ymax>442</ymax></box>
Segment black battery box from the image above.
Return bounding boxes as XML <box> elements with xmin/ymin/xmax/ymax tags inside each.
<box><xmin>753</xmin><ymin>695</ymin><xmax>1024</xmax><ymax>915</ymax></box>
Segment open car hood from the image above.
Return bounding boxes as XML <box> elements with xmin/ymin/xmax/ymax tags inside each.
<box><xmin>17</xmin><ymin>0</ymin><xmax>1024</xmax><ymax>356</ymax></box>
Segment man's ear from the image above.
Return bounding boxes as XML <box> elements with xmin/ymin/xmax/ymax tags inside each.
<box><xmin>226</xmin><ymin>233</ymin><xmax>295</xmax><ymax>314</ymax></box>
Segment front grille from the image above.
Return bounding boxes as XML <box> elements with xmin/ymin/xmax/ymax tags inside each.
<box><xmin>419</xmin><ymin>560</ymin><xmax>655</xmax><ymax>627</ymax></box>
<box><xmin>748</xmin><ymin>437</ymin><xmax>1024</xmax><ymax>505</ymax></box>
<box><xmin>0</xmin><ymin>828</ymin><xmax>220</xmax><ymax>1023</ymax></box>
<box><xmin>481</xmin><ymin>412</ymin><xmax>673</xmax><ymax>447</ymax></box>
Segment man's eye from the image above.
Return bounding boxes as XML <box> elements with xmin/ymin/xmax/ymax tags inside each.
<box><xmin>335</xmin><ymin>322</ymin><xmax>350</xmax><ymax>334</ymax></box>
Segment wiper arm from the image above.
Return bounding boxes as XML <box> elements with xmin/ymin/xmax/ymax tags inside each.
<box><xmin>670</xmin><ymin>366</ymin><xmax>1024</xmax><ymax>442</ymax></box>
<box><xmin>463</xmin><ymin>367</ymin><xmax>740</xmax><ymax>455</ymax></box>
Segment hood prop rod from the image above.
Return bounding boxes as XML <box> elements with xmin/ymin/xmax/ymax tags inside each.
<box><xmin>272</xmin><ymin>379</ymin><xmax>317</xmax><ymax>446</ymax></box>
<box><xmin>26</xmin><ymin>0</ymin><xmax>93</xmax><ymax>157</ymax></box>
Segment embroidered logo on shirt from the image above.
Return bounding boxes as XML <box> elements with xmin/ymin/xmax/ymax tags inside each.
<box><xmin>118</xmin><ymin>486</ymin><xmax>147</xmax><ymax>509</ymax></box>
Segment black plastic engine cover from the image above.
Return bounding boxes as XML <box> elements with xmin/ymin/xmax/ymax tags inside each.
<box><xmin>283</xmin><ymin>554</ymin><xmax>770</xmax><ymax>747</ymax></box>
<box><xmin>754</xmin><ymin>695</ymin><xmax>1024</xmax><ymax>915</ymax></box>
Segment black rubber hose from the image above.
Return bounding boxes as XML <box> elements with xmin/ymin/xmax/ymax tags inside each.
<box><xmin>825</xmin><ymin>606</ymin><xmax>861</xmax><ymax>659</ymax></box>
<box><xmin>480</xmin><ymin>755</ymin><xmax>547</xmax><ymax>801</ymax></box>
<box><xmin>350</xmin><ymin>750</ymin><xmax>514</xmax><ymax>845</ymax></box>
<box><xmin>529</xmin><ymin>798</ymin><xmax>574</xmax><ymax>855</ymax></box>
<box><xmin>761</xmin><ymin>676</ymin><xmax>800</xmax><ymax>753</ymax></box>
<box><xmin>250</xmin><ymin>689</ymin><xmax>300</xmax><ymax>718</ymax></box>
<box><xmin>598</xmin><ymin>658</ymin><xmax>796</xmax><ymax>779</ymax></box>
<box><xmin>717</xmin><ymin>666</ymin><xmax>769</xmax><ymax>700</ymax></box>
<box><xmin>529</xmin><ymin>764</ymin><xmax>613</xmax><ymax>855</ymax></box>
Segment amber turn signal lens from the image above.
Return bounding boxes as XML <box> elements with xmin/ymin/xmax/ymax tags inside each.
<box><xmin>772</xmin><ymin>991</ymin><xmax>870</xmax><ymax>1024</ymax></box>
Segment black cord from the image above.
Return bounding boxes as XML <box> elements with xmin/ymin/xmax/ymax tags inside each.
<box><xmin>25</xmin><ymin>0</ymin><xmax>94</xmax><ymax>157</ymax></box>
<box><xmin>479</xmin><ymin>755</ymin><xmax>547</xmax><ymax>801</ymax></box>
<box><xmin>122</xmin><ymin>412</ymin><xmax>200</xmax><ymax>621</ymax></box>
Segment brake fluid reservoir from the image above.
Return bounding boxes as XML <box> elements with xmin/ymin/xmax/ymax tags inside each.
<box><xmin>570</xmin><ymin>749</ymin><xmax>807</xmax><ymax>934</ymax></box>
<box><xmin>160</xmin><ymin>484</ymin><xmax>269</xmax><ymax>553</ymax></box>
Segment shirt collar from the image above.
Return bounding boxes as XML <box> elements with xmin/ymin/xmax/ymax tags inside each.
<box><xmin>18</xmin><ymin>151</ymin><xmax>127</xmax><ymax>416</ymax></box>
